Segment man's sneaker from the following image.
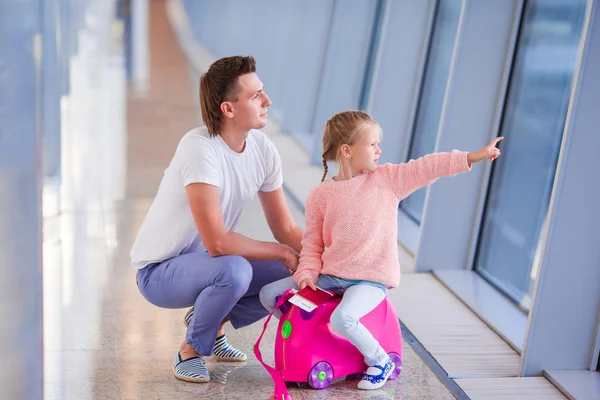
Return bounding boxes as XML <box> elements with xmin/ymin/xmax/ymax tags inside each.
<box><xmin>212</xmin><ymin>334</ymin><xmax>247</xmax><ymax>362</ymax></box>
<box><xmin>172</xmin><ymin>352</ymin><xmax>210</xmax><ymax>383</ymax></box>
<box><xmin>357</xmin><ymin>357</ymin><xmax>395</xmax><ymax>390</ymax></box>
<box><xmin>183</xmin><ymin>308</ymin><xmax>247</xmax><ymax>362</ymax></box>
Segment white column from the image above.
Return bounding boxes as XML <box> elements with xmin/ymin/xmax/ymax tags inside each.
<box><xmin>132</xmin><ymin>0</ymin><xmax>149</xmax><ymax>92</ymax></box>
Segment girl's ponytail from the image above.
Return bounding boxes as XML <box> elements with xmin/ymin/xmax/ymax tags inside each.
<box><xmin>321</xmin><ymin>158</ymin><xmax>329</xmax><ymax>182</ymax></box>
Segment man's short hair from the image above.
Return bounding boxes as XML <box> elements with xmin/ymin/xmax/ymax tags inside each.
<box><xmin>199</xmin><ymin>56</ymin><xmax>257</xmax><ymax>136</ymax></box>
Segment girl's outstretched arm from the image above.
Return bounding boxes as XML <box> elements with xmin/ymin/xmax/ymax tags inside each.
<box><xmin>383</xmin><ymin>137</ymin><xmax>503</xmax><ymax>200</ymax></box>
<box><xmin>293</xmin><ymin>188</ymin><xmax>325</xmax><ymax>286</ymax></box>
<box><xmin>467</xmin><ymin>137</ymin><xmax>503</xmax><ymax>163</ymax></box>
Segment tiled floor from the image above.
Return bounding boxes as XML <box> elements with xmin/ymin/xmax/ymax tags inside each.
<box><xmin>42</xmin><ymin>1</ymin><xmax>455</xmax><ymax>399</ymax></box>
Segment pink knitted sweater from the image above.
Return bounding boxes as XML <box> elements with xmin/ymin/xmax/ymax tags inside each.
<box><xmin>293</xmin><ymin>151</ymin><xmax>472</xmax><ymax>288</ymax></box>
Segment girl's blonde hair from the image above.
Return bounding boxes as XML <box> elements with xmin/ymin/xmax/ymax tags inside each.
<box><xmin>321</xmin><ymin>110</ymin><xmax>375</xmax><ymax>182</ymax></box>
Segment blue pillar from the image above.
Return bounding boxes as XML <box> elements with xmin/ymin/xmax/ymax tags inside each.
<box><xmin>0</xmin><ymin>0</ymin><xmax>44</xmax><ymax>398</ymax></box>
<box><xmin>42</xmin><ymin>0</ymin><xmax>62</xmax><ymax>178</ymax></box>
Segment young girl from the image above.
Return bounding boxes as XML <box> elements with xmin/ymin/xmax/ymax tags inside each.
<box><xmin>259</xmin><ymin>110</ymin><xmax>502</xmax><ymax>390</ymax></box>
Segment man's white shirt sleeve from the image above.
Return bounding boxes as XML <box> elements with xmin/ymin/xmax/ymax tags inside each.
<box><xmin>260</xmin><ymin>139</ymin><xmax>283</xmax><ymax>192</ymax></box>
<box><xmin>176</xmin><ymin>136</ymin><xmax>220</xmax><ymax>188</ymax></box>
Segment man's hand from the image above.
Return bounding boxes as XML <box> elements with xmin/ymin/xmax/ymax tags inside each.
<box><xmin>468</xmin><ymin>137</ymin><xmax>504</xmax><ymax>164</ymax></box>
<box><xmin>281</xmin><ymin>245</ymin><xmax>300</xmax><ymax>273</ymax></box>
<box><xmin>299</xmin><ymin>278</ymin><xmax>316</xmax><ymax>291</ymax></box>
<box><xmin>186</xmin><ymin>183</ymin><xmax>300</xmax><ymax>261</ymax></box>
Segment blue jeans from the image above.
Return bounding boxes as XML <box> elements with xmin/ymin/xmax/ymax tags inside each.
<box><xmin>136</xmin><ymin>252</ymin><xmax>289</xmax><ymax>356</ymax></box>
<box><xmin>259</xmin><ymin>275</ymin><xmax>389</xmax><ymax>366</ymax></box>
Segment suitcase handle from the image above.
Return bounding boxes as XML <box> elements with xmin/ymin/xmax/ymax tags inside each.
<box><xmin>254</xmin><ymin>289</ymin><xmax>295</xmax><ymax>400</ymax></box>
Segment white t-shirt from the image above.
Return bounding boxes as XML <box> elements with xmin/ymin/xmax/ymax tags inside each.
<box><xmin>130</xmin><ymin>127</ymin><xmax>283</xmax><ymax>269</ymax></box>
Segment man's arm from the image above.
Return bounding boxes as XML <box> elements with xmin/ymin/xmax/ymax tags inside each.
<box><xmin>186</xmin><ymin>182</ymin><xmax>297</xmax><ymax>265</ymax></box>
<box><xmin>258</xmin><ymin>187</ymin><xmax>303</xmax><ymax>254</ymax></box>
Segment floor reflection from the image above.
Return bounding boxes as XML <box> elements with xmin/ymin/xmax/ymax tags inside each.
<box><xmin>42</xmin><ymin>1</ymin><xmax>454</xmax><ymax>399</ymax></box>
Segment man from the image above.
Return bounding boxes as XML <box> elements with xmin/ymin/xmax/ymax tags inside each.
<box><xmin>130</xmin><ymin>56</ymin><xmax>303</xmax><ymax>383</ymax></box>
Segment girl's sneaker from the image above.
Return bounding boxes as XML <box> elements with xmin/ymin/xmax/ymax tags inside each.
<box><xmin>357</xmin><ymin>357</ymin><xmax>395</xmax><ymax>390</ymax></box>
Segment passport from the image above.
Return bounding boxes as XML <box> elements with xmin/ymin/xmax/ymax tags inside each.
<box><xmin>288</xmin><ymin>286</ymin><xmax>334</xmax><ymax>312</ymax></box>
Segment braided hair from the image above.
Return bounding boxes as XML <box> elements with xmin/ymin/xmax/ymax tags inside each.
<box><xmin>320</xmin><ymin>110</ymin><xmax>375</xmax><ymax>182</ymax></box>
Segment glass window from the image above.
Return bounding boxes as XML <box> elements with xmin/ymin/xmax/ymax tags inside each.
<box><xmin>400</xmin><ymin>0</ymin><xmax>463</xmax><ymax>224</ymax></box>
<box><xmin>475</xmin><ymin>0</ymin><xmax>588</xmax><ymax>310</ymax></box>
